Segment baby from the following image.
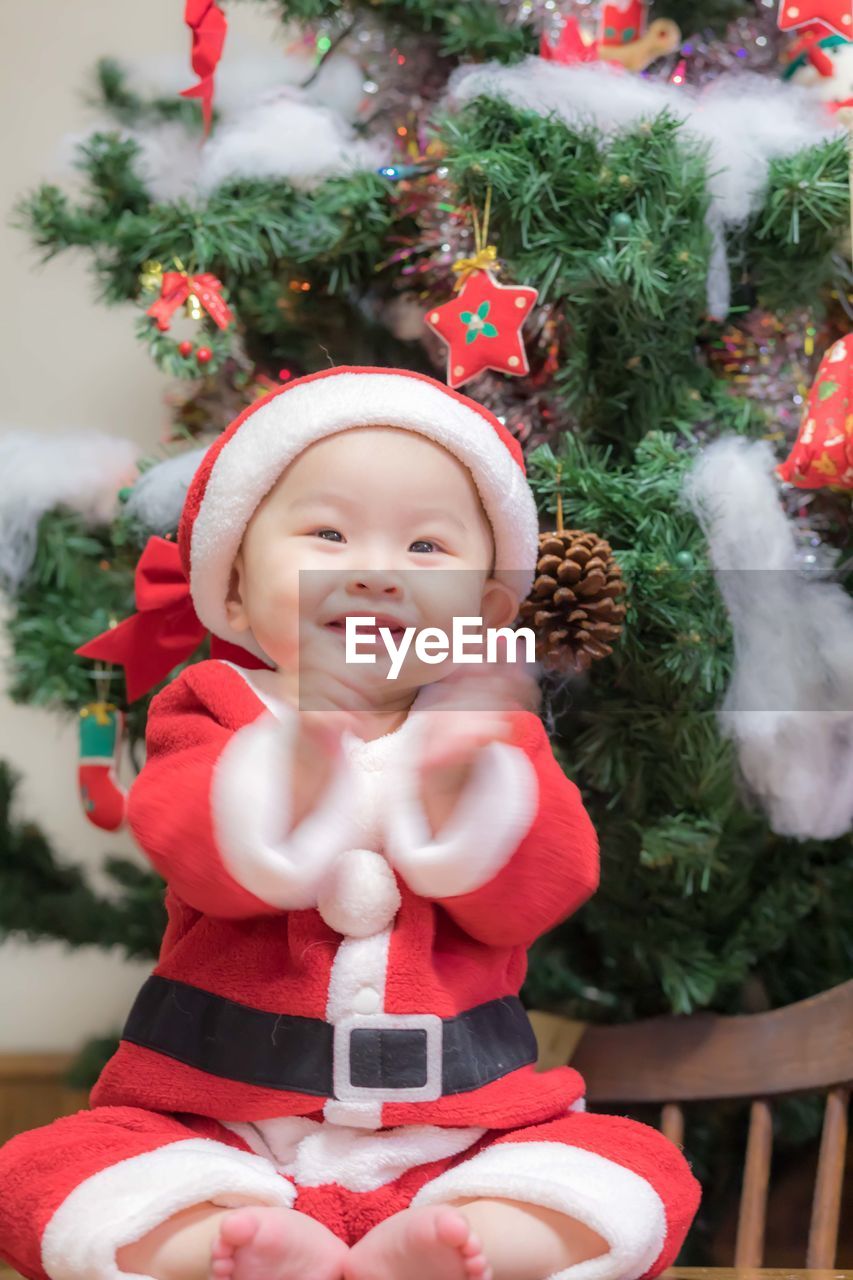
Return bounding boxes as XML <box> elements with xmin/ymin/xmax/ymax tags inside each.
<box><xmin>0</xmin><ymin>367</ymin><xmax>700</xmax><ymax>1280</ymax></box>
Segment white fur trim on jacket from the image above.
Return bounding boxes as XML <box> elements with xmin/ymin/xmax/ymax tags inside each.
<box><xmin>210</xmin><ymin>709</ymin><xmax>361</xmax><ymax>909</ymax></box>
<box><xmin>224</xmin><ymin>1116</ymin><xmax>486</xmax><ymax>1192</ymax></box>
<box><xmin>189</xmin><ymin>370</ymin><xmax>540</xmax><ymax>658</ymax></box>
<box><xmin>411</xmin><ymin>1141</ymin><xmax>667</xmax><ymax>1280</ymax></box>
<box><xmin>382</xmin><ymin>724</ymin><xmax>538</xmax><ymax>898</ymax></box>
<box><xmin>41</xmin><ymin>1138</ymin><xmax>294</xmax><ymax>1280</ymax></box>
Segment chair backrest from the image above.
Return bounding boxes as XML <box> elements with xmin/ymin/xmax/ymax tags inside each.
<box><xmin>530</xmin><ymin>980</ymin><xmax>853</xmax><ymax>1269</ymax></box>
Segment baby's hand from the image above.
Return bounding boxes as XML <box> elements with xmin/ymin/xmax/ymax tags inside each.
<box><xmin>415</xmin><ymin>635</ymin><xmax>540</xmax><ymax>772</ymax></box>
<box><xmin>289</xmin><ymin>708</ymin><xmax>357</xmax><ymax>830</ymax></box>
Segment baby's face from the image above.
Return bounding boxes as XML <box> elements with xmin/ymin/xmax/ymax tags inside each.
<box><xmin>225</xmin><ymin>425</ymin><xmax>519</xmax><ymax>697</ymax></box>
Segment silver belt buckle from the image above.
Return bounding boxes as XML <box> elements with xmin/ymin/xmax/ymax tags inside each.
<box><xmin>332</xmin><ymin>1012</ymin><xmax>443</xmax><ymax>1103</ymax></box>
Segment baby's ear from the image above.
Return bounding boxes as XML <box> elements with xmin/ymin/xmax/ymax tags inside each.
<box><xmin>480</xmin><ymin>577</ymin><xmax>520</xmax><ymax>631</ymax></box>
<box><xmin>224</xmin><ymin>552</ymin><xmax>250</xmax><ymax>633</ymax></box>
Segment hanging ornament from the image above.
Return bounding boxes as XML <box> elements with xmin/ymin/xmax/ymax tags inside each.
<box><xmin>137</xmin><ymin>260</ymin><xmax>234</xmax><ymax>378</ymax></box>
<box><xmin>540</xmin><ymin>1</ymin><xmax>681</xmax><ymax>73</ymax></box>
<box><xmin>78</xmin><ymin>694</ymin><xmax>127</xmax><ymax>832</ymax></box>
<box><xmin>516</xmin><ymin>477</ymin><xmax>627</xmax><ymax>674</ymax></box>
<box><xmin>180</xmin><ymin>0</ymin><xmax>228</xmax><ymax>135</ymax></box>
<box><xmin>425</xmin><ymin>187</ymin><xmax>539</xmax><ymax>390</ymax></box>
<box><xmin>777</xmin><ymin>334</ymin><xmax>853</xmax><ymax>489</ymax></box>
<box><xmin>777</xmin><ymin>0</ymin><xmax>853</xmax><ymax>41</ymax></box>
<box><xmin>782</xmin><ymin>22</ymin><xmax>853</xmax><ymax>106</ymax></box>
<box><xmin>145</xmin><ymin>264</ymin><xmax>233</xmax><ymax>332</ymax></box>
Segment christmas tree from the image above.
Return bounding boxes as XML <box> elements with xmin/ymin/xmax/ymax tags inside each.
<box><xmin>2</xmin><ymin>3</ymin><xmax>853</xmax><ymax>1253</ymax></box>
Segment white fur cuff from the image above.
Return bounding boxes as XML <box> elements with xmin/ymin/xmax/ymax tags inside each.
<box><xmin>410</xmin><ymin>1140</ymin><xmax>667</xmax><ymax>1280</ymax></box>
<box><xmin>41</xmin><ymin>1137</ymin><xmax>294</xmax><ymax>1280</ymax></box>
<box><xmin>210</xmin><ymin>709</ymin><xmax>361</xmax><ymax>909</ymax></box>
<box><xmin>383</xmin><ymin>730</ymin><xmax>538</xmax><ymax>898</ymax></box>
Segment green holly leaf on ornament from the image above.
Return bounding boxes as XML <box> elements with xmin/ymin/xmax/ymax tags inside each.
<box><xmin>818</xmin><ymin>380</ymin><xmax>840</xmax><ymax>401</ymax></box>
<box><xmin>460</xmin><ymin>301</ymin><xmax>498</xmax><ymax>345</ymax></box>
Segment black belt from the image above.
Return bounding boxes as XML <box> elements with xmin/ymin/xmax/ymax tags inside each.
<box><xmin>122</xmin><ymin>975</ymin><xmax>538</xmax><ymax>1100</ymax></box>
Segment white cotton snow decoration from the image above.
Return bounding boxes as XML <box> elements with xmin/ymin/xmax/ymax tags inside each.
<box><xmin>59</xmin><ymin>50</ymin><xmax>386</xmax><ymax>205</ymax></box>
<box><xmin>131</xmin><ymin>120</ymin><xmax>207</xmax><ymax>204</ymax></box>
<box><xmin>124</xmin><ymin>448</ymin><xmax>208</xmax><ymax>535</ymax></box>
<box><xmin>0</xmin><ymin>432</ymin><xmax>140</xmax><ymax>593</ymax></box>
<box><xmin>107</xmin><ymin>88</ymin><xmax>386</xmax><ymax>204</ymax></box>
<box><xmin>683</xmin><ymin>436</ymin><xmax>853</xmax><ymax>841</ymax></box>
<box><xmin>447</xmin><ymin>60</ymin><xmax>841</xmax><ymax>316</ymax></box>
<box><xmin>197</xmin><ymin>89</ymin><xmax>387</xmax><ymax>193</ymax></box>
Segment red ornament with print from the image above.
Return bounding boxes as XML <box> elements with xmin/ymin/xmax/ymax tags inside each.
<box><xmin>777</xmin><ymin>334</ymin><xmax>853</xmax><ymax>489</ymax></box>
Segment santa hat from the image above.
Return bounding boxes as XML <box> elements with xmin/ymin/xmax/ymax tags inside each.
<box><xmin>79</xmin><ymin>365</ymin><xmax>541</xmax><ymax>693</ymax></box>
<box><xmin>180</xmin><ymin>365</ymin><xmax>540</xmax><ymax>662</ymax></box>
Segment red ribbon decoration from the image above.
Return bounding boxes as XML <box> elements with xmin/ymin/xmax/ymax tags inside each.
<box><xmin>76</xmin><ymin>536</ymin><xmax>270</xmax><ymax>701</ymax></box>
<box><xmin>76</xmin><ymin>538</ymin><xmax>207</xmax><ymax>702</ymax></box>
<box><xmin>146</xmin><ymin>271</ymin><xmax>234</xmax><ymax>333</ymax></box>
<box><xmin>180</xmin><ymin>0</ymin><xmax>228</xmax><ymax>135</ymax></box>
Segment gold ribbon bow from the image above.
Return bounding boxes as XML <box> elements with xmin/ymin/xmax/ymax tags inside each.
<box><xmin>452</xmin><ymin>244</ymin><xmax>500</xmax><ymax>291</ymax></box>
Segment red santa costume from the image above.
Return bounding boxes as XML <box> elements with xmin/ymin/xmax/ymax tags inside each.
<box><xmin>0</xmin><ymin>366</ymin><xmax>700</xmax><ymax>1280</ymax></box>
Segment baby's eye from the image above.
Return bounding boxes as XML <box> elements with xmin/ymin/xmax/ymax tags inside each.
<box><xmin>314</xmin><ymin>528</ymin><xmax>344</xmax><ymax>542</ymax></box>
<box><xmin>409</xmin><ymin>539</ymin><xmax>442</xmax><ymax>554</ymax></box>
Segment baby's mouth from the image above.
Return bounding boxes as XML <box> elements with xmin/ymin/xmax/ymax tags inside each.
<box><xmin>325</xmin><ymin>614</ymin><xmax>408</xmax><ymax>642</ymax></box>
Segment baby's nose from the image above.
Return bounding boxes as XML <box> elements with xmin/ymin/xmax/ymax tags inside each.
<box><xmin>347</xmin><ymin>570</ymin><xmax>403</xmax><ymax>596</ymax></box>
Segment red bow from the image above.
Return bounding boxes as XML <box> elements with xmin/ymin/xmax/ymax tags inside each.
<box><xmin>180</xmin><ymin>0</ymin><xmax>228</xmax><ymax>135</ymax></box>
<box><xmin>76</xmin><ymin>538</ymin><xmax>207</xmax><ymax>702</ymax></box>
<box><xmin>146</xmin><ymin>271</ymin><xmax>233</xmax><ymax>332</ymax></box>
<box><xmin>77</xmin><ymin>537</ymin><xmax>270</xmax><ymax>700</ymax></box>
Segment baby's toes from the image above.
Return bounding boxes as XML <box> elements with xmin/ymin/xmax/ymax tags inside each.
<box><xmin>433</xmin><ymin>1207</ymin><xmax>472</xmax><ymax>1251</ymax></box>
<box><xmin>460</xmin><ymin>1233</ymin><xmax>482</xmax><ymax>1258</ymax></box>
<box><xmin>218</xmin><ymin>1208</ymin><xmax>263</xmax><ymax>1250</ymax></box>
<box><xmin>210</xmin><ymin>1257</ymin><xmax>235</xmax><ymax>1279</ymax></box>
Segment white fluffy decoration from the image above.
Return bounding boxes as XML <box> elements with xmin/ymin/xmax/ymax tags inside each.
<box><xmin>124</xmin><ymin>447</ymin><xmax>207</xmax><ymax>534</ymax></box>
<box><xmin>64</xmin><ymin>48</ymin><xmax>387</xmax><ymax>205</ymax></box>
<box><xmin>197</xmin><ymin>89</ymin><xmax>387</xmax><ymax>195</ymax></box>
<box><xmin>118</xmin><ymin>45</ymin><xmax>368</xmax><ymax>119</ymax></box>
<box><xmin>0</xmin><ymin>431</ymin><xmax>139</xmax><ymax>593</ymax></box>
<box><xmin>684</xmin><ymin>436</ymin><xmax>853</xmax><ymax>841</ymax></box>
<box><xmin>447</xmin><ymin>60</ymin><xmax>841</xmax><ymax>316</ymax></box>
<box><xmin>116</xmin><ymin>88</ymin><xmax>386</xmax><ymax>204</ymax></box>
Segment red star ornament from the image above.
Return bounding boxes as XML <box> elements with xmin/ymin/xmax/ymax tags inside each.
<box><xmin>778</xmin><ymin>0</ymin><xmax>853</xmax><ymax>39</ymax></box>
<box><xmin>425</xmin><ymin>269</ymin><xmax>539</xmax><ymax>389</ymax></box>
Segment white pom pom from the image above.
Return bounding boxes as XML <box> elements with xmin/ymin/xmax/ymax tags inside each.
<box><xmin>317</xmin><ymin>849</ymin><xmax>402</xmax><ymax>938</ymax></box>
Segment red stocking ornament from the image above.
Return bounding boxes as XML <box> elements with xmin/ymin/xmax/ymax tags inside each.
<box><xmin>78</xmin><ymin>702</ymin><xmax>128</xmax><ymax>832</ymax></box>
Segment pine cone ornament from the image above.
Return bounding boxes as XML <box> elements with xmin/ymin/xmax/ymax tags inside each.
<box><xmin>517</xmin><ymin>529</ymin><xmax>627</xmax><ymax>673</ymax></box>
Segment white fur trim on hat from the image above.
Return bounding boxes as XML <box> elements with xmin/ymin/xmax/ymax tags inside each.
<box><xmin>189</xmin><ymin>369</ymin><xmax>540</xmax><ymax>657</ymax></box>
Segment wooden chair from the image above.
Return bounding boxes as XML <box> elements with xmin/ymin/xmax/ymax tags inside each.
<box><xmin>530</xmin><ymin>980</ymin><xmax>853</xmax><ymax>1270</ymax></box>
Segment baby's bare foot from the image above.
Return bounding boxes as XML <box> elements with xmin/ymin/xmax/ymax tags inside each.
<box><xmin>209</xmin><ymin>1206</ymin><xmax>347</xmax><ymax>1280</ymax></box>
<box><xmin>344</xmin><ymin>1205</ymin><xmax>492</xmax><ymax>1280</ymax></box>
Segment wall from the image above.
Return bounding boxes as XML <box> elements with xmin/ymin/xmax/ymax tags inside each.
<box><xmin>0</xmin><ymin>0</ymin><xmax>281</xmax><ymax>1050</ymax></box>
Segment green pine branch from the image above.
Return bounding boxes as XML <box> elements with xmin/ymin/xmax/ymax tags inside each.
<box><xmin>0</xmin><ymin>762</ymin><xmax>164</xmax><ymax>961</ymax></box>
